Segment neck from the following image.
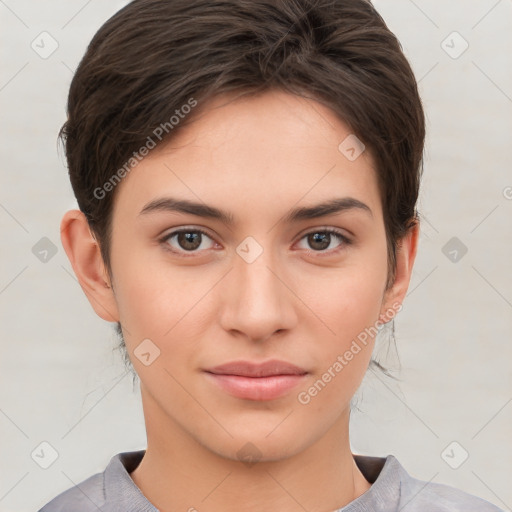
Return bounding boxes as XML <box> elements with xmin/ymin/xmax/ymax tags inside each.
<box><xmin>130</xmin><ymin>387</ymin><xmax>371</xmax><ymax>512</ymax></box>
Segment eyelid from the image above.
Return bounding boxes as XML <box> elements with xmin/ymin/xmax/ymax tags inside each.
<box><xmin>158</xmin><ymin>226</ymin><xmax>218</xmax><ymax>256</ymax></box>
<box><xmin>294</xmin><ymin>227</ymin><xmax>352</xmax><ymax>254</ymax></box>
<box><xmin>159</xmin><ymin>225</ymin><xmax>216</xmax><ymax>240</ymax></box>
<box><xmin>297</xmin><ymin>225</ymin><xmax>352</xmax><ymax>241</ymax></box>
<box><xmin>158</xmin><ymin>225</ymin><xmax>352</xmax><ymax>256</ymax></box>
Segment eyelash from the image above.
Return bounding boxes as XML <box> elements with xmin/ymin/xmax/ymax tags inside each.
<box><xmin>158</xmin><ymin>227</ymin><xmax>352</xmax><ymax>258</ymax></box>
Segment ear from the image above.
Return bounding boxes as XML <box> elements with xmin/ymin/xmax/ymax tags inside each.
<box><xmin>60</xmin><ymin>209</ymin><xmax>120</xmax><ymax>323</ymax></box>
<box><xmin>379</xmin><ymin>220</ymin><xmax>420</xmax><ymax>320</ymax></box>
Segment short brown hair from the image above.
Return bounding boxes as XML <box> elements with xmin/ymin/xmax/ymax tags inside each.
<box><xmin>59</xmin><ymin>0</ymin><xmax>425</xmax><ymax>379</ymax></box>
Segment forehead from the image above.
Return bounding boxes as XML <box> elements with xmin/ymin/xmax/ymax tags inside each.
<box><xmin>111</xmin><ymin>89</ymin><xmax>381</xmax><ymax>223</ymax></box>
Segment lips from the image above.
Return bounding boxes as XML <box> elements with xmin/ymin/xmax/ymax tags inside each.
<box><xmin>205</xmin><ymin>359</ymin><xmax>308</xmax><ymax>378</ymax></box>
<box><xmin>203</xmin><ymin>359</ymin><xmax>308</xmax><ymax>401</ymax></box>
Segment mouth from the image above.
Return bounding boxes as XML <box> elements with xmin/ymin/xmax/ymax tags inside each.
<box><xmin>203</xmin><ymin>359</ymin><xmax>308</xmax><ymax>401</ymax></box>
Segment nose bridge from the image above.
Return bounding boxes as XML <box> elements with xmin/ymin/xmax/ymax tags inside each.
<box><xmin>219</xmin><ymin>236</ymin><xmax>296</xmax><ymax>339</ymax></box>
<box><xmin>235</xmin><ymin>240</ymin><xmax>284</xmax><ymax>312</ymax></box>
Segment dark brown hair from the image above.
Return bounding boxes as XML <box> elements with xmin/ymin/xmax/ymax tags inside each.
<box><xmin>59</xmin><ymin>0</ymin><xmax>425</xmax><ymax>381</ymax></box>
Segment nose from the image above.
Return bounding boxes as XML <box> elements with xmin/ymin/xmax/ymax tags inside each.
<box><xmin>218</xmin><ymin>243</ymin><xmax>297</xmax><ymax>343</ymax></box>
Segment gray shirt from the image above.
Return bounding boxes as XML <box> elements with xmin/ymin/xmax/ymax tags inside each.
<box><xmin>37</xmin><ymin>450</ymin><xmax>504</xmax><ymax>511</ymax></box>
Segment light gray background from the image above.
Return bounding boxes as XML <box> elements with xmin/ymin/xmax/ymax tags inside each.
<box><xmin>1</xmin><ymin>1</ymin><xmax>511</xmax><ymax>511</ymax></box>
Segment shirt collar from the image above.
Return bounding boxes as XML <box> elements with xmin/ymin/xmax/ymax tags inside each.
<box><xmin>104</xmin><ymin>449</ymin><xmax>402</xmax><ymax>512</ymax></box>
<box><xmin>104</xmin><ymin>450</ymin><xmax>158</xmax><ymax>511</ymax></box>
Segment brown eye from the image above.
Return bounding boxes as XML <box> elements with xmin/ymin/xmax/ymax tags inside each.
<box><xmin>177</xmin><ymin>232</ymin><xmax>202</xmax><ymax>251</ymax></box>
<box><xmin>161</xmin><ymin>228</ymin><xmax>216</xmax><ymax>254</ymax></box>
<box><xmin>297</xmin><ymin>229</ymin><xmax>351</xmax><ymax>253</ymax></box>
<box><xmin>307</xmin><ymin>232</ymin><xmax>331</xmax><ymax>250</ymax></box>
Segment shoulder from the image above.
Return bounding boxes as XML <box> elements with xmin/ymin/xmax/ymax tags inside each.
<box><xmin>37</xmin><ymin>471</ymin><xmax>105</xmax><ymax>512</ymax></box>
<box><xmin>392</xmin><ymin>456</ymin><xmax>505</xmax><ymax>512</ymax></box>
<box><xmin>36</xmin><ymin>450</ymin><xmax>150</xmax><ymax>512</ymax></box>
<box><xmin>351</xmin><ymin>454</ymin><xmax>504</xmax><ymax>512</ymax></box>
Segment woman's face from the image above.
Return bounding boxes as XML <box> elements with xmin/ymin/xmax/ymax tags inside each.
<box><xmin>76</xmin><ymin>90</ymin><xmax>415</xmax><ymax>461</ymax></box>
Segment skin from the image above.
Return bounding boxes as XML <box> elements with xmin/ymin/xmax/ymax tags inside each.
<box><xmin>61</xmin><ymin>89</ymin><xmax>419</xmax><ymax>512</ymax></box>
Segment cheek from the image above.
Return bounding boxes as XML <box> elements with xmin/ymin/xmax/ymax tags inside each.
<box><xmin>112</xmin><ymin>224</ymin><xmax>387</xmax><ymax>364</ymax></box>
<box><xmin>300</xmin><ymin>257</ymin><xmax>387</xmax><ymax>341</ymax></box>
<box><xmin>319</xmin><ymin>279</ymin><xmax>381</xmax><ymax>378</ymax></box>
<box><xmin>295</xmin><ymin>274</ymin><xmax>383</xmax><ymax>413</ymax></box>
<box><xmin>116</xmin><ymin>274</ymin><xmax>191</xmax><ymax>331</ymax></box>
<box><xmin>295</xmin><ymin>244</ymin><xmax>387</xmax><ymax>380</ymax></box>
<box><xmin>111</xmin><ymin>246</ymin><xmax>217</xmax><ymax>354</ymax></box>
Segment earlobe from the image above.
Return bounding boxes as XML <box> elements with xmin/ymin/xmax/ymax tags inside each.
<box><xmin>380</xmin><ymin>220</ymin><xmax>420</xmax><ymax>319</ymax></box>
<box><xmin>60</xmin><ymin>209</ymin><xmax>120</xmax><ymax>323</ymax></box>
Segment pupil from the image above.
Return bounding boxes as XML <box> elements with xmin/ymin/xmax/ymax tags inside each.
<box><xmin>175</xmin><ymin>232</ymin><xmax>332</xmax><ymax>252</ymax></box>
<box><xmin>309</xmin><ymin>232</ymin><xmax>330</xmax><ymax>250</ymax></box>
<box><xmin>179</xmin><ymin>232</ymin><xmax>201</xmax><ymax>250</ymax></box>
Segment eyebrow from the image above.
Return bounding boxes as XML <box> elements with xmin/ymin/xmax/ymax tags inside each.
<box><xmin>138</xmin><ymin>196</ymin><xmax>372</xmax><ymax>224</ymax></box>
